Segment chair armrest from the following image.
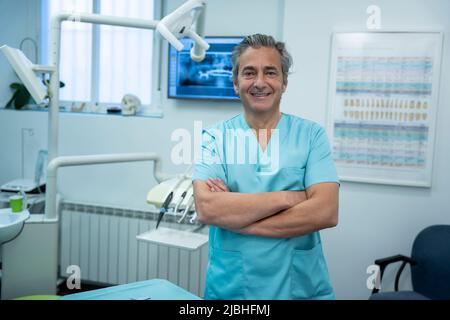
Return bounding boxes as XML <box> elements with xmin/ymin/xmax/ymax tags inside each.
<box><xmin>372</xmin><ymin>254</ymin><xmax>417</xmax><ymax>294</ymax></box>
<box><xmin>375</xmin><ymin>254</ymin><xmax>416</xmax><ymax>268</ymax></box>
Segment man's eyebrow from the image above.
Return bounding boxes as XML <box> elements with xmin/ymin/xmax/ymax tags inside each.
<box><xmin>241</xmin><ymin>65</ymin><xmax>280</xmax><ymax>72</ymax></box>
<box><xmin>241</xmin><ymin>66</ymin><xmax>256</xmax><ymax>72</ymax></box>
<box><xmin>264</xmin><ymin>66</ymin><xmax>279</xmax><ymax>71</ymax></box>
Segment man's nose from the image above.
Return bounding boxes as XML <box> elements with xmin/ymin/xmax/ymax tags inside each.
<box><xmin>253</xmin><ymin>73</ymin><xmax>266</xmax><ymax>88</ymax></box>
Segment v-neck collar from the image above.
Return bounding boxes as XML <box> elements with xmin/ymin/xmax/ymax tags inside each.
<box><xmin>239</xmin><ymin>112</ymin><xmax>285</xmax><ymax>155</ymax></box>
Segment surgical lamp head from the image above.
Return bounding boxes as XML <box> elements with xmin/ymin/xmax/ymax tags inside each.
<box><xmin>157</xmin><ymin>0</ymin><xmax>210</xmax><ymax>62</ymax></box>
<box><xmin>0</xmin><ymin>45</ymin><xmax>51</xmax><ymax>105</ymax></box>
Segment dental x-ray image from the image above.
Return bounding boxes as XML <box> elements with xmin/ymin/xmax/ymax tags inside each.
<box><xmin>168</xmin><ymin>37</ymin><xmax>243</xmax><ymax>100</ymax></box>
<box><xmin>179</xmin><ymin>52</ymin><xmax>233</xmax><ymax>88</ymax></box>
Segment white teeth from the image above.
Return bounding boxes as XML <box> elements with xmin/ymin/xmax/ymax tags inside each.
<box><xmin>251</xmin><ymin>93</ymin><xmax>270</xmax><ymax>97</ymax></box>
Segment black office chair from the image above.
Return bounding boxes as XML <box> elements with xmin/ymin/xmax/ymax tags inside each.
<box><xmin>370</xmin><ymin>225</ymin><xmax>450</xmax><ymax>300</ymax></box>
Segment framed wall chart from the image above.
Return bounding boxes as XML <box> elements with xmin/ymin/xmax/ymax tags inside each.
<box><xmin>327</xmin><ymin>32</ymin><xmax>443</xmax><ymax>187</ymax></box>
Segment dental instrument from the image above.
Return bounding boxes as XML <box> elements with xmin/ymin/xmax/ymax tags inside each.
<box><xmin>173</xmin><ymin>184</ymin><xmax>190</xmax><ymax>214</ymax></box>
<box><xmin>155</xmin><ymin>165</ymin><xmax>193</xmax><ymax>229</ymax></box>
<box><xmin>189</xmin><ymin>207</ymin><xmax>197</xmax><ymax>224</ymax></box>
<box><xmin>177</xmin><ymin>190</ymin><xmax>194</xmax><ymax>224</ymax></box>
<box><xmin>156</xmin><ymin>190</ymin><xmax>173</xmax><ymax>229</ymax></box>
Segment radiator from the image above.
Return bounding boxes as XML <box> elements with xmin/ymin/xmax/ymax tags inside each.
<box><xmin>59</xmin><ymin>202</ymin><xmax>209</xmax><ymax>298</ymax></box>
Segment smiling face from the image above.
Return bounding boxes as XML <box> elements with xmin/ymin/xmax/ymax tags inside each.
<box><xmin>234</xmin><ymin>46</ymin><xmax>287</xmax><ymax>115</ymax></box>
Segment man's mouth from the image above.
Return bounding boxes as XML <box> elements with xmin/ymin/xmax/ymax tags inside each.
<box><xmin>250</xmin><ymin>92</ymin><xmax>271</xmax><ymax>97</ymax></box>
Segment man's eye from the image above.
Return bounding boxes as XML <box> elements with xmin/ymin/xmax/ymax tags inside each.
<box><xmin>243</xmin><ymin>71</ymin><xmax>254</xmax><ymax>77</ymax></box>
<box><xmin>267</xmin><ymin>71</ymin><xmax>278</xmax><ymax>76</ymax></box>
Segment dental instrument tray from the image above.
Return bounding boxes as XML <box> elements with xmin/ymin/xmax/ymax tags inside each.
<box><xmin>136</xmin><ymin>227</ymin><xmax>208</xmax><ymax>251</ymax></box>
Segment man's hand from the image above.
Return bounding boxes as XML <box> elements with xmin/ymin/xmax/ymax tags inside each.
<box><xmin>206</xmin><ymin>178</ymin><xmax>230</xmax><ymax>192</ymax></box>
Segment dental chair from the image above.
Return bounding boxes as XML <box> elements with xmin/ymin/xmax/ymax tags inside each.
<box><xmin>370</xmin><ymin>225</ymin><xmax>450</xmax><ymax>300</ymax></box>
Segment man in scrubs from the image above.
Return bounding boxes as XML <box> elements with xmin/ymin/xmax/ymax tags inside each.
<box><xmin>193</xmin><ymin>34</ymin><xmax>339</xmax><ymax>300</ymax></box>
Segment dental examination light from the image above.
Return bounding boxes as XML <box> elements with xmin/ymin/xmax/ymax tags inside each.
<box><xmin>0</xmin><ymin>45</ymin><xmax>54</xmax><ymax>105</ymax></box>
<box><xmin>157</xmin><ymin>0</ymin><xmax>210</xmax><ymax>62</ymax></box>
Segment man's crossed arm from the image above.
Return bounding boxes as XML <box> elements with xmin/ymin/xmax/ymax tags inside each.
<box><xmin>193</xmin><ymin>179</ymin><xmax>339</xmax><ymax>238</ymax></box>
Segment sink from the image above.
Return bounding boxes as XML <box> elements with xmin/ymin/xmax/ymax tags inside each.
<box><xmin>0</xmin><ymin>208</ymin><xmax>30</xmax><ymax>244</ymax></box>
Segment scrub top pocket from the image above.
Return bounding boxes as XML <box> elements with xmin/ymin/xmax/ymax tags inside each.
<box><xmin>205</xmin><ymin>248</ymin><xmax>245</xmax><ymax>300</ymax></box>
<box><xmin>290</xmin><ymin>243</ymin><xmax>334</xmax><ymax>299</ymax></box>
<box><xmin>278</xmin><ymin>167</ymin><xmax>306</xmax><ymax>191</ymax></box>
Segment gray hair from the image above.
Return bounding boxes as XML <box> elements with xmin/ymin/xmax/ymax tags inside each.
<box><xmin>232</xmin><ymin>34</ymin><xmax>293</xmax><ymax>84</ymax></box>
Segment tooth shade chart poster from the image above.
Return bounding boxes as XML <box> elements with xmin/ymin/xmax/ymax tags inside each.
<box><xmin>327</xmin><ymin>32</ymin><xmax>443</xmax><ymax>187</ymax></box>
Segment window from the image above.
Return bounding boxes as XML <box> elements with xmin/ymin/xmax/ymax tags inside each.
<box><xmin>41</xmin><ymin>0</ymin><xmax>161</xmax><ymax>114</ymax></box>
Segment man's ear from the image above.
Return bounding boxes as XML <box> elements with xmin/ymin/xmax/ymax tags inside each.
<box><xmin>282</xmin><ymin>79</ymin><xmax>288</xmax><ymax>93</ymax></box>
<box><xmin>233</xmin><ymin>80</ymin><xmax>239</xmax><ymax>95</ymax></box>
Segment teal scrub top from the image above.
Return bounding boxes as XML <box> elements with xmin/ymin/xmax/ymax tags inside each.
<box><xmin>193</xmin><ymin>113</ymin><xmax>339</xmax><ymax>300</ymax></box>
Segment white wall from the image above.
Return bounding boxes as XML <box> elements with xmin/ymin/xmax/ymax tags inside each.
<box><xmin>283</xmin><ymin>0</ymin><xmax>450</xmax><ymax>299</ymax></box>
<box><xmin>1</xmin><ymin>0</ymin><xmax>449</xmax><ymax>299</ymax></box>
